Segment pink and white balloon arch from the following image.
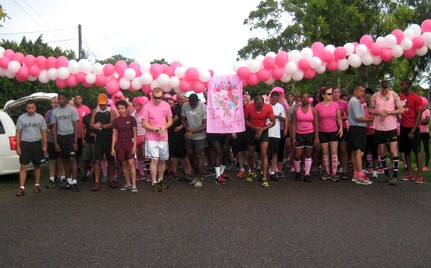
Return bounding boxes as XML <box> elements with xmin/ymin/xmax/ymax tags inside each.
<box><xmin>0</xmin><ymin>19</ymin><xmax>430</xmax><ymax>94</ymax></box>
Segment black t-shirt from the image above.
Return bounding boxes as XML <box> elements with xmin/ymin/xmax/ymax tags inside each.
<box><xmin>169</xmin><ymin>104</ymin><xmax>185</xmax><ymax>136</ymax></box>
<box><xmin>83</xmin><ymin>113</ymin><xmax>96</xmax><ymax>144</ymax></box>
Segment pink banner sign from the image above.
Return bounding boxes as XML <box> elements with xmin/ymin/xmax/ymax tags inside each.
<box><xmin>207</xmin><ymin>75</ymin><xmax>245</xmax><ymax>133</ymax></box>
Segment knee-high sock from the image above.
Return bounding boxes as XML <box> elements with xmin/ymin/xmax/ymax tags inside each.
<box><xmin>381</xmin><ymin>156</ymin><xmax>390</xmax><ymax>177</ymax></box>
<box><xmin>331</xmin><ymin>155</ymin><xmax>338</xmax><ymax>176</ymax></box>
<box><xmin>304</xmin><ymin>158</ymin><xmax>312</xmax><ymax>176</ymax></box>
<box><xmin>392</xmin><ymin>156</ymin><xmax>399</xmax><ymax>178</ymax></box>
<box><xmin>323</xmin><ymin>155</ymin><xmax>330</xmax><ymax>175</ymax></box>
<box><xmin>294</xmin><ymin>160</ymin><xmax>301</xmax><ymax>173</ymax></box>
<box><xmin>101</xmin><ymin>160</ymin><xmax>108</xmax><ymax>176</ymax></box>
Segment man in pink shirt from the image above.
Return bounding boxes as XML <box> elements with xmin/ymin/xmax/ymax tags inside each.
<box><xmin>142</xmin><ymin>88</ymin><xmax>173</xmax><ymax>192</ymax></box>
<box><xmin>73</xmin><ymin>94</ymin><xmax>90</xmax><ymax>179</ymax></box>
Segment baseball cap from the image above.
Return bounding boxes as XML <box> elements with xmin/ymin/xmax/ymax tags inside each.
<box><xmin>98</xmin><ymin>94</ymin><xmax>108</xmax><ymax>105</ymax></box>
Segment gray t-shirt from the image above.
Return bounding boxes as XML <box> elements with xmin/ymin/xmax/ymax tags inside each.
<box><xmin>51</xmin><ymin>104</ymin><xmax>79</xmax><ymax>136</ymax></box>
<box><xmin>181</xmin><ymin>102</ymin><xmax>207</xmax><ymax>140</ymax></box>
<box><xmin>348</xmin><ymin>96</ymin><xmax>366</xmax><ymax>127</ymax></box>
<box><xmin>16</xmin><ymin>112</ymin><xmax>47</xmax><ymax>142</ymax></box>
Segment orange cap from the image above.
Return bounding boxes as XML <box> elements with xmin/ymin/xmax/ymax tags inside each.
<box><xmin>98</xmin><ymin>93</ymin><xmax>108</xmax><ymax>105</ymax></box>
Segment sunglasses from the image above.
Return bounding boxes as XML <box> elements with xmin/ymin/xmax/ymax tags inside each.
<box><xmin>153</xmin><ymin>96</ymin><xmax>163</xmax><ymax>100</ymax></box>
<box><xmin>326</xmin><ymin>93</ymin><xmax>333</xmax><ymax>96</ymax></box>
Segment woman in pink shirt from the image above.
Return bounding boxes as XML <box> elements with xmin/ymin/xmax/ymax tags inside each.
<box><xmin>291</xmin><ymin>92</ymin><xmax>319</xmax><ymax>182</ymax></box>
<box><xmin>315</xmin><ymin>87</ymin><xmax>343</xmax><ymax>181</ymax></box>
<box><xmin>333</xmin><ymin>87</ymin><xmax>349</xmax><ymax>180</ymax></box>
<box><xmin>420</xmin><ymin>97</ymin><xmax>430</xmax><ymax>171</ymax></box>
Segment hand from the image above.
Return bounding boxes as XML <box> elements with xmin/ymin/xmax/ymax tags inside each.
<box><xmin>73</xmin><ymin>143</ymin><xmax>78</xmax><ymax>152</ymax></box>
<box><xmin>94</xmin><ymin>122</ymin><xmax>101</xmax><ymax>129</ymax></box>
<box><xmin>42</xmin><ymin>146</ymin><xmax>47</xmax><ymax>154</ymax></box>
<box><xmin>369</xmin><ymin>116</ymin><xmax>374</xmax><ymax>122</ymax></box>
<box><xmin>16</xmin><ymin>147</ymin><xmax>21</xmax><ymax>156</ymax></box>
<box><xmin>292</xmin><ymin>138</ymin><xmax>297</xmax><ymax>147</ymax></box>
<box><xmin>111</xmin><ymin>150</ymin><xmax>116</xmax><ymax>157</ymax></box>
<box><xmin>186</xmin><ymin>126</ymin><xmax>193</xmax><ymax>132</ymax></box>
<box><xmin>380</xmin><ymin>110</ymin><xmax>389</xmax><ymax>118</ymax></box>
<box><xmin>338</xmin><ymin>128</ymin><xmax>343</xmax><ymax>138</ymax></box>
<box><xmin>159</xmin><ymin>128</ymin><xmax>166</xmax><ymax>138</ymax></box>
<box><xmin>283</xmin><ymin>129</ymin><xmax>288</xmax><ymax>137</ymax></box>
<box><xmin>132</xmin><ymin>146</ymin><xmax>137</xmax><ymax>154</ymax></box>
<box><xmin>232</xmin><ymin>133</ymin><xmax>237</xmax><ymax>139</ymax></box>
<box><xmin>255</xmin><ymin>129</ymin><xmax>263</xmax><ymax>139</ymax></box>
<box><xmin>408</xmin><ymin>132</ymin><xmax>414</xmax><ymax>140</ymax></box>
<box><xmin>55</xmin><ymin>143</ymin><xmax>61</xmax><ymax>152</ymax></box>
<box><xmin>185</xmin><ymin>131</ymin><xmax>193</xmax><ymax>138</ymax></box>
<box><xmin>174</xmin><ymin>126</ymin><xmax>182</xmax><ymax>133</ymax></box>
<box><xmin>314</xmin><ymin>137</ymin><xmax>320</xmax><ymax>146</ymax></box>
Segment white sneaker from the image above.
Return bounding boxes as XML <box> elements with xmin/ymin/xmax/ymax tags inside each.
<box><xmin>188</xmin><ymin>178</ymin><xmax>198</xmax><ymax>185</ymax></box>
<box><xmin>193</xmin><ymin>180</ymin><xmax>202</xmax><ymax>188</ymax></box>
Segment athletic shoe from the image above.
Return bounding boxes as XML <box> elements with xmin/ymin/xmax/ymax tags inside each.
<box><xmin>236</xmin><ymin>170</ymin><xmax>246</xmax><ymax>178</ymax></box>
<box><xmin>34</xmin><ymin>185</ymin><xmax>41</xmax><ymax>193</ymax></box>
<box><xmin>121</xmin><ymin>184</ymin><xmax>132</xmax><ymax>191</ymax></box>
<box><xmin>340</xmin><ymin>173</ymin><xmax>348</xmax><ymax>180</ymax></box>
<box><xmin>109</xmin><ymin>180</ymin><xmax>118</xmax><ymax>189</ymax></box>
<box><xmin>377</xmin><ymin>168</ymin><xmax>384</xmax><ymax>174</ymax></box>
<box><xmin>222</xmin><ymin>173</ymin><xmax>229</xmax><ymax>181</ymax></box>
<box><xmin>352</xmin><ymin>176</ymin><xmax>359</xmax><ymax>183</ymax></box>
<box><xmin>131</xmin><ymin>187</ymin><xmax>139</xmax><ymax>193</ymax></box>
<box><xmin>194</xmin><ymin>180</ymin><xmax>203</xmax><ymax>188</ymax></box>
<box><xmin>158</xmin><ymin>180</ymin><xmax>170</xmax><ymax>189</ymax></box>
<box><xmin>204</xmin><ymin>169</ymin><xmax>215</xmax><ymax>177</ymax></box>
<box><xmin>294</xmin><ymin>172</ymin><xmax>302</xmax><ymax>181</ymax></box>
<box><xmin>171</xmin><ymin>172</ymin><xmax>178</xmax><ymax>180</ymax></box>
<box><xmin>246</xmin><ymin>173</ymin><xmax>256</xmax><ymax>182</ymax></box>
<box><xmin>378</xmin><ymin>176</ymin><xmax>390</xmax><ymax>183</ymax></box>
<box><xmin>152</xmin><ymin>183</ymin><xmax>161</xmax><ymax>192</ymax></box>
<box><xmin>276</xmin><ymin>171</ymin><xmax>285</xmax><ymax>178</ymax></box>
<box><xmin>364</xmin><ymin>168</ymin><xmax>373</xmax><ymax>174</ymax></box>
<box><xmin>101</xmin><ymin>175</ymin><xmax>108</xmax><ymax>184</ymax></box>
<box><xmin>356</xmin><ymin>177</ymin><xmax>372</xmax><ymax>185</ymax></box>
<box><xmin>304</xmin><ymin>175</ymin><xmax>312</xmax><ymax>183</ymax></box>
<box><xmin>71</xmin><ymin>183</ymin><xmax>79</xmax><ymax>192</ymax></box>
<box><xmin>402</xmin><ymin>174</ymin><xmax>414</xmax><ymax>181</ymax></box>
<box><xmin>372</xmin><ymin>171</ymin><xmax>378</xmax><ymax>179</ymax></box>
<box><xmin>92</xmin><ymin>182</ymin><xmax>101</xmax><ymax>191</ymax></box>
<box><xmin>16</xmin><ymin>188</ymin><xmax>25</xmax><ymax>196</ymax></box>
<box><xmin>389</xmin><ymin>177</ymin><xmax>398</xmax><ymax>185</ymax></box>
<box><xmin>164</xmin><ymin>171</ymin><xmax>173</xmax><ymax>180</ymax></box>
<box><xmin>215</xmin><ymin>175</ymin><xmax>226</xmax><ymax>185</ymax></box>
<box><xmin>45</xmin><ymin>180</ymin><xmax>56</xmax><ymax>189</ymax></box>
<box><xmin>188</xmin><ymin>178</ymin><xmax>198</xmax><ymax>185</ymax></box>
<box><xmin>330</xmin><ymin>174</ymin><xmax>340</xmax><ymax>182</ymax></box>
<box><xmin>422</xmin><ymin>166</ymin><xmax>429</xmax><ymax>171</ymax></box>
<box><xmin>321</xmin><ymin>173</ymin><xmax>330</xmax><ymax>180</ymax></box>
<box><xmin>60</xmin><ymin>180</ymin><xmax>71</xmax><ymax>190</ymax></box>
<box><xmin>416</xmin><ymin>176</ymin><xmax>424</xmax><ymax>184</ymax></box>
<box><xmin>261</xmin><ymin>179</ymin><xmax>269</xmax><ymax>187</ymax></box>
<box><xmin>269</xmin><ymin>173</ymin><xmax>279</xmax><ymax>181</ymax></box>
<box><xmin>183</xmin><ymin>173</ymin><xmax>193</xmax><ymax>182</ymax></box>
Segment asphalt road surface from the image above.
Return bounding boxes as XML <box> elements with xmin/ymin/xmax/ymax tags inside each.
<box><xmin>1</xmin><ymin>171</ymin><xmax>431</xmax><ymax>267</ymax></box>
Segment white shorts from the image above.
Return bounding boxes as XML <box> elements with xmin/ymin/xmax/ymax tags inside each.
<box><xmin>145</xmin><ymin>141</ymin><xmax>169</xmax><ymax>160</ymax></box>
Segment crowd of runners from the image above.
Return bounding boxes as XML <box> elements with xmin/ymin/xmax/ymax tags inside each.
<box><xmin>14</xmin><ymin>79</ymin><xmax>429</xmax><ymax>196</ymax></box>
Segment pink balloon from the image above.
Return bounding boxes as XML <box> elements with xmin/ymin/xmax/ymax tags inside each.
<box><xmin>320</xmin><ymin>50</ymin><xmax>334</xmax><ymax>63</ymax></box>
<box><xmin>95</xmin><ymin>74</ymin><xmax>107</xmax><ymax>87</ymax></box>
<box><xmin>263</xmin><ymin>56</ymin><xmax>276</xmax><ymax>70</ymax></box>
<box><xmin>115</xmin><ymin>60</ymin><xmax>128</xmax><ymax>76</ymax></box>
<box><xmin>311</xmin><ymin>42</ymin><xmax>325</xmax><ymax>56</ymax></box>
<box><xmin>185</xmin><ymin>67</ymin><xmax>199</xmax><ymax>81</ymax></box>
<box><xmin>46</xmin><ymin>56</ymin><xmax>57</xmax><ymax>70</ymax></box>
<box><xmin>298</xmin><ymin>59</ymin><xmax>310</xmax><ymax>70</ymax></box>
<box><xmin>75</xmin><ymin>72</ymin><xmax>86</xmax><ymax>83</ymax></box>
<box><xmin>275</xmin><ymin>51</ymin><xmax>289</xmax><ymax>67</ymax></box>
<box><xmin>141</xmin><ymin>85</ymin><xmax>152</xmax><ymax>94</ymax></box>
<box><xmin>29</xmin><ymin>65</ymin><xmax>41</xmax><ymax>77</ymax></box>
<box><xmin>303</xmin><ymin>68</ymin><xmax>316</xmax><ymax>79</ymax></box>
<box><xmin>421</xmin><ymin>19</ymin><xmax>431</xmax><ymax>33</ymax></box>
<box><xmin>369</xmin><ymin>43</ymin><xmax>382</xmax><ymax>56</ymax></box>
<box><xmin>392</xmin><ymin>29</ymin><xmax>404</xmax><ymax>44</ymax></box>
<box><xmin>360</xmin><ymin>35</ymin><xmax>374</xmax><ymax>48</ymax></box>
<box><xmin>237</xmin><ymin>66</ymin><xmax>251</xmax><ymax>79</ymax></box>
<box><xmin>16</xmin><ymin>66</ymin><xmax>29</xmax><ymax>79</ymax></box>
<box><xmin>106</xmin><ymin>79</ymin><xmax>120</xmax><ymax>95</ymax></box>
<box><xmin>412</xmin><ymin>36</ymin><xmax>425</xmax><ymax>49</ymax></box>
<box><xmin>81</xmin><ymin>81</ymin><xmax>92</xmax><ymax>88</ymax></box>
<box><xmin>192</xmin><ymin>80</ymin><xmax>205</xmax><ymax>93</ymax></box>
<box><xmin>380</xmin><ymin>48</ymin><xmax>393</xmax><ymax>62</ymax></box>
<box><xmin>56</xmin><ymin>56</ymin><xmax>69</xmax><ymax>68</ymax></box>
<box><xmin>242</xmin><ymin>79</ymin><xmax>248</xmax><ymax>88</ymax></box>
<box><xmin>0</xmin><ymin>56</ymin><xmax>11</xmax><ymax>69</ymax></box>
<box><xmin>11</xmin><ymin>52</ymin><xmax>24</xmax><ymax>64</ymax></box>
<box><xmin>3</xmin><ymin>49</ymin><xmax>14</xmax><ymax>58</ymax></box>
<box><xmin>256</xmin><ymin>68</ymin><xmax>271</xmax><ymax>81</ymax></box>
<box><xmin>180</xmin><ymin>79</ymin><xmax>191</xmax><ymax>92</ymax></box>
<box><xmin>128</xmin><ymin>62</ymin><xmax>141</xmax><ymax>77</ymax></box>
<box><xmin>23</xmin><ymin>55</ymin><xmax>36</xmax><ymax>67</ymax></box>
<box><xmin>247</xmin><ymin>73</ymin><xmax>259</xmax><ymax>86</ymax></box>
<box><xmin>35</xmin><ymin>56</ymin><xmax>46</xmax><ymax>69</ymax></box>
<box><xmin>333</xmin><ymin>47</ymin><xmax>347</xmax><ymax>60</ymax></box>
<box><xmin>150</xmin><ymin>64</ymin><xmax>163</xmax><ymax>79</ymax></box>
<box><xmin>160</xmin><ymin>64</ymin><xmax>169</xmax><ymax>72</ymax></box>
<box><xmin>271</xmin><ymin>67</ymin><xmax>284</xmax><ymax>80</ymax></box>
<box><xmin>170</xmin><ymin>61</ymin><xmax>182</xmax><ymax>70</ymax></box>
<box><xmin>327</xmin><ymin>60</ymin><xmax>339</xmax><ymax>71</ymax></box>
<box><xmin>404</xmin><ymin>48</ymin><xmax>416</xmax><ymax>59</ymax></box>
<box><xmin>66</xmin><ymin>75</ymin><xmax>78</xmax><ymax>87</ymax></box>
<box><xmin>103</xmin><ymin>64</ymin><xmax>115</xmax><ymax>77</ymax></box>
<box><xmin>163</xmin><ymin>67</ymin><xmax>174</xmax><ymax>77</ymax></box>
<box><xmin>16</xmin><ymin>73</ymin><xmax>27</xmax><ymax>82</ymax></box>
<box><xmin>56</xmin><ymin>79</ymin><xmax>67</xmax><ymax>89</ymax></box>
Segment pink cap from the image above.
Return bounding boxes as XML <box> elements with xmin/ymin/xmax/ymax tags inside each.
<box><xmin>133</xmin><ymin>96</ymin><xmax>149</xmax><ymax>107</ymax></box>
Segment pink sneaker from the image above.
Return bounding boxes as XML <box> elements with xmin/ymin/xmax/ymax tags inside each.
<box><xmin>415</xmin><ymin>176</ymin><xmax>424</xmax><ymax>184</ymax></box>
<box><xmin>422</xmin><ymin>166</ymin><xmax>429</xmax><ymax>171</ymax></box>
<box><xmin>402</xmin><ymin>174</ymin><xmax>415</xmax><ymax>181</ymax></box>
<box><xmin>356</xmin><ymin>176</ymin><xmax>372</xmax><ymax>185</ymax></box>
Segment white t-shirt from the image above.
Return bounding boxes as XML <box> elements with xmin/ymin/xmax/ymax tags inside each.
<box><xmin>268</xmin><ymin>103</ymin><xmax>285</xmax><ymax>138</ymax></box>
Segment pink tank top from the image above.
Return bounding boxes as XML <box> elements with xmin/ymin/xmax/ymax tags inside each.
<box><xmin>296</xmin><ymin>106</ymin><xmax>314</xmax><ymax>134</ymax></box>
<box><xmin>373</xmin><ymin>91</ymin><xmax>398</xmax><ymax>131</ymax></box>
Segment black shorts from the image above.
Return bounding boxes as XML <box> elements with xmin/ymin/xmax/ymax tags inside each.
<box><xmin>231</xmin><ymin>132</ymin><xmax>248</xmax><ymax>153</ymax></box>
<box><xmin>319</xmin><ymin>131</ymin><xmax>339</xmax><ymax>143</ymax></box>
<box><xmin>94</xmin><ymin>138</ymin><xmax>114</xmax><ymax>162</ymax></box>
<box><xmin>207</xmin><ymin>133</ymin><xmax>228</xmax><ymax>146</ymax></box>
<box><xmin>295</xmin><ymin>132</ymin><xmax>314</xmax><ymax>148</ymax></box>
<box><xmin>366</xmin><ymin>134</ymin><xmax>378</xmax><ymax>159</ymax></box>
<box><xmin>277</xmin><ymin>133</ymin><xmax>286</xmax><ymax>161</ymax></box>
<box><xmin>20</xmin><ymin>140</ymin><xmax>43</xmax><ymax>165</ymax></box>
<box><xmin>169</xmin><ymin>132</ymin><xmax>186</xmax><ymax>158</ymax></box>
<box><xmin>420</xmin><ymin>132</ymin><xmax>430</xmax><ymax>143</ymax></box>
<box><xmin>338</xmin><ymin>128</ymin><xmax>348</xmax><ymax>142</ymax></box>
<box><xmin>246</xmin><ymin>128</ymin><xmax>269</xmax><ymax>145</ymax></box>
<box><xmin>268</xmin><ymin>137</ymin><xmax>280</xmax><ymax>156</ymax></box>
<box><xmin>399</xmin><ymin>127</ymin><xmax>421</xmax><ymax>153</ymax></box>
<box><xmin>348</xmin><ymin>126</ymin><xmax>367</xmax><ymax>152</ymax></box>
<box><xmin>375</xmin><ymin>129</ymin><xmax>398</xmax><ymax>144</ymax></box>
<box><xmin>185</xmin><ymin>138</ymin><xmax>208</xmax><ymax>152</ymax></box>
<box><xmin>57</xmin><ymin>134</ymin><xmax>76</xmax><ymax>159</ymax></box>
<box><xmin>47</xmin><ymin>142</ymin><xmax>59</xmax><ymax>160</ymax></box>
<box><xmin>76</xmin><ymin>137</ymin><xmax>83</xmax><ymax>158</ymax></box>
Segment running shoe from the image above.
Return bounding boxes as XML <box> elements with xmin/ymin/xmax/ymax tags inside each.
<box><xmin>321</xmin><ymin>173</ymin><xmax>330</xmax><ymax>180</ymax></box>
<box><xmin>415</xmin><ymin>176</ymin><xmax>424</xmax><ymax>184</ymax></box>
<box><xmin>246</xmin><ymin>173</ymin><xmax>256</xmax><ymax>182</ymax></box>
<box><xmin>236</xmin><ymin>170</ymin><xmax>246</xmax><ymax>178</ymax></box>
<box><xmin>422</xmin><ymin>166</ymin><xmax>429</xmax><ymax>171</ymax></box>
<box><xmin>16</xmin><ymin>188</ymin><xmax>25</xmax><ymax>196</ymax></box>
<box><xmin>294</xmin><ymin>172</ymin><xmax>302</xmax><ymax>181</ymax></box>
<box><xmin>269</xmin><ymin>173</ymin><xmax>279</xmax><ymax>181</ymax></box>
<box><xmin>121</xmin><ymin>184</ymin><xmax>132</xmax><ymax>191</ymax></box>
<box><xmin>356</xmin><ymin>177</ymin><xmax>372</xmax><ymax>185</ymax></box>
<box><xmin>152</xmin><ymin>183</ymin><xmax>161</xmax><ymax>192</ymax></box>
<box><xmin>304</xmin><ymin>175</ymin><xmax>312</xmax><ymax>183</ymax></box>
<box><xmin>276</xmin><ymin>171</ymin><xmax>285</xmax><ymax>178</ymax></box>
<box><xmin>340</xmin><ymin>173</ymin><xmax>348</xmax><ymax>180</ymax></box>
<box><xmin>222</xmin><ymin>173</ymin><xmax>229</xmax><ymax>180</ymax></box>
<box><xmin>402</xmin><ymin>174</ymin><xmax>414</xmax><ymax>181</ymax></box>
<box><xmin>109</xmin><ymin>180</ymin><xmax>118</xmax><ymax>189</ymax></box>
<box><xmin>364</xmin><ymin>168</ymin><xmax>373</xmax><ymax>174</ymax></box>
<box><xmin>60</xmin><ymin>180</ymin><xmax>71</xmax><ymax>190</ymax></box>
<box><xmin>377</xmin><ymin>168</ymin><xmax>384</xmax><ymax>174</ymax></box>
<box><xmin>131</xmin><ymin>187</ymin><xmax>139</xmax><ymax>193</ymax></box>
<box><xmin>158</xmin><ymin>180</ymin><xmax>170</xmax><ymax>189</ymax></box>
<box><xmin>45</xmin><ymin>180</ymin><xmax>56</xmax><ymax>189</ymax></box>
<box><xmin>352</xmin><ymin>176</ymin><xmax>359</xmax><ymax>183</ymax></box>
<box><xmin>330</xmin><ymin>174</ymin><xmax>340</xmax><ymax>182</ymax></box>
<box><xmin>34</xmin><ymin>185</ymin><xmax>41</xmax><ymax>193</ymax></box>
<box><xmin>171</xmin><ymin>172</ymin><xmax>178</xmax><ymax>180</ymax></box>
<box><xmin>71</xmin><ymin>183</ymin><xmax>79</xmax><ymax>192</ymax></box>
<box><xmin>194</xmin><ymin>180</ymin><xmax>203</xmax><ymax>188</ymax></box>
<box><xmin>389</xmin><ymin>177</ymin><xmax>398</xmax><ymax>185</ymax></box>
<box><xmin>378</xmin><ymin>176</ymin><xmax>390</xmax><ymax>183</ymax></box>
<box><xmin>91</xmin><ymin>182</ymin><xmax>101</xmax><ymax>191</ymax></box>
<box><xmin>261</xmin><ymin>179</ymin><xmax>269</xmax><ymax>187</ymax></box>
<box><xmin>188</xmin><ymin>178</ymin><xmax>198</xmax><ymax>185</ymax></box>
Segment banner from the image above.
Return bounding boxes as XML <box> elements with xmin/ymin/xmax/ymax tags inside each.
<box><xmin>207</xmin><ymin>75</ymin><xmax>245</xmax><ymax>133</ymax></box>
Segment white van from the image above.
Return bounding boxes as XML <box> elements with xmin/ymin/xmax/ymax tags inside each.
<box><xmin>0</xmin><ymin>92</ymin><xmax>57</xmax><ymax>176</ymax></box>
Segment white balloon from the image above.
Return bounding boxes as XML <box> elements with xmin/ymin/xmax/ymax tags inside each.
<box><xmin>355</xmin><ymin>44</ymin><xmax>368</xmax><ymax>56</ymax></box>
<box><xmin>47</xmin><ymin>68</ymin><xmax>58</xmax><ymax>80</ymax></box>
<box><xmin>284</xmin><ymin>62</ymin><xmax>298</xmax><ymax>75</ymax></box>
<box><xmin>348</xmin><ymin>54</ymin><xmax>362</xmax><ymax>68</ymax></box>
<box><xmin>38</xmin><ymin>70</ymin><xmax>49</xmax><ymax>83</ymax></box>
<box><xmin>150</xmin><ymin>80</ymin><xmax>160</xmax><ymax>90</ymax></box>
<box><xmin>174</xmin><ymin>66</ymin><xmax>186</xmax><ymax>78</ymax></box>
<box><xmin>338</xmin><ymin>59</ymin><xmax>349</xmax><ymax>71</ymax></box>
<box><xmin>400</xmin><ymin>38</ymin><xmax>413</xmax><ymax>50</ymax></box>
<box><xmin>292</xmin><ymin>70</ymin><xmax>304</xmax><ymax>81</ymax></box>
<box><xmin>391</xmin><ymin>45</ymin><xmax>404</xmax><ymax>58</ymax></box>
<box><xmin>131</xmin><ymin>77</ymin><xmax>143</xmax><ymax>90</ymax></box>
<box><xmin>141</xmin><ymin>73</ymin><xmax>153</xmax><ymax>85</ymax></box>
<box><xmin>68</xmin><ymin>60</ymin><xmax>79</xmax><ymax>74</ymax></box>
<box><xmin>78</xmin><ymin>59</ymin><xmax>92</xmax><ymax>73</ymax></box>
<box><xmin>247</xmin><ymin>60</ymin><xmax>260</xmax><ymax>73</ymax></box>
<box><xmin>255</xmin><ymin>55</ymin><xmax>265</xmax><ymax>63</ymax></box>
<box><xmin>92</xmin><ymin>63</ymin><xmax>103</xmax><ymax>75</ymax></box>
<box><xmin>372</xmin><ymin>56</ymin><xmax>382</xmax><ymax>65</ymax></box>
<box><xmin>124</xmin><ymin>68</ymin><xmax>136</xmax><ymax>80</ymax></box>
<box><xmin>119</xmin><ymin>77</ymin><xmax>130</xmax><ymax>90</ymax></box>
<box><xmin>376</xmin><ymin>37</ymin><xmax>386</xmax><ymax>47</ymax></box>
<box><xmin>57</xmin><ymin>67</ymin><xmax>70</xmax><ymax>80</ymax></box>
<box><xmin>310</xmin><ymin>57</ymin><xmax>322</xmax><ymax>69</ymax></box>
<box><xmin>0</xmin><ymin>67</ymin><xmax>6</xmax><ymax>76</ymax></box>
<box><xmin>361</xmin><ymin>53</ymin><xmax>373</xmax><ymax>66</ymax></box>
<box><xmin>288</xmin><ymin>50</ymin><xmax>301</xmax><ymax>63</ymax></box>
<box><xmin>344</xmin><ymin>43</ymin><xmax>355</xmax><ymax>55</ymax></box>
<box><xmin>264</xmin><ymin>77</ymin><xmax>275</xmax><ymax>85</ymax></box>
<box><xmin>384</xmin><ymin>34</ymin><xmax>397</xmax><ymax>48</ymax></box>
<box><xmin>157</xmin><ymin>73</ymin><xmax>170</xmax><ymax>86</ymax></box>
<box><xmin>162</xmin><ymin>86</ymin><xmax>171</xmax><ymax>93</ymax></box>
<box><xmin>28</xmin><ymin>75</ymin><xmax>37</xmax><ymax>82</ymax></box>
<box><xmin>422</xmin><ymin>32</ymin><xmax>431</xmax><ymax>48</ymax></box>
<box><xmin>416</xmin><ymin>46</ymin><xmax>428</xmax><ymax>56</ymax></box>
<box><xmin>8</xmin><ymin>61</ymin><xmax>20</xmax><ymax>73</ymax></box>
<box><xmin>403</xmin><ymin>29</ymin><xmax>415</xmax><ymax>40</ymax></box>
<box><xmin>301</xmin><ymin>47</ymin><xmax>313</xmax><ymax>59</ymax></box>
<box><xmin>325</xmin><ymin>45</ymin><xmax>336</xmax><ymax>53</ymax></box>
<box><xmin>199</xmin><ymin>69</ymin><xmax>211</xmax><ymax>82</ymax></box>
<box><xmin>266</xmin><ymin>51</ymin><xmax>277</xmax><ymax>58</ymax></box>
<box><xmin>139</xmin><ymin>62</ymin><xmax>151</xmax><ymax>73</ymax></box>
<box><xmin>315</xmin><ymin>65</ymin><xmax>326</xmax><ymax>74</ymax></box>
<box><xmin>280</xmin><ymin>73</ymin><xmax>291</xmax><ymax>83</ymax></box>
<box><xmin>6</xmin><ymin>70</ymin><xmax>15</xmax><ymax>79</ymax></box>
<box><xmin>169</xmin><ymin>77</ymin><xmax>180</xmax><ymax>88</ymax></box>
<box><xmin>85</xmin><ymin>73</ymin><xmax>96</xmax><ymax>84</ymax></box>
<box><xmin>408</xmin><ymin>24</ymin><xmax>421</xmax><ymax>37</ymax></box>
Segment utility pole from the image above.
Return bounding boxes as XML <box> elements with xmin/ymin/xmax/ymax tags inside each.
<box><xmin>78</xmin><ymin>24</ymin><xmax>82</xmax><ymax>60</ymax></box>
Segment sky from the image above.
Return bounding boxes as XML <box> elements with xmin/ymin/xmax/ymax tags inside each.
<box><xmin>1</xmin><ymin>0</ymin><xmax>263</xmax><ymax>75</ymax></box>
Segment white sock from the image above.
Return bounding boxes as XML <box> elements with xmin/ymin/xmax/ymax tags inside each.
<box><xmin>220</xmin><ymin>165</ymin><xmax>226</xmax><ymax>174</ymax></box>
<box><xmin>157</xmin><ymin>178</ymin><xmax>162</xmax><ymax>183</ymax></box>
<box><xmin>20</xmin><ymin>186</ymin><xmax>25</xmax><ymax>190</ymax></box>
<box><xmin>49</xmin><ymin>176</ymin><xmax>55</xmax><ymax>182</ymax></box>
<box><xmin>72</xmin><ymin>179</ymin><xmax>77</xmax><ymax>184</ymax></box>
<box><xmin>240</xmin><ymin>168</ymin><xmax>244</xmax><ymax>172</ymax></box>
<box><xmin>67</xmin><ymin>178</ymin><xmax>73</xmax><ymax>185</ymax></box>
<box><xmin>35</xmin><ymin>184</ymin><xmax>40</xmax><ymax>186</ymax></box>
<box><xmin>60</xmin><ymin>176</ymin><xmax>66</xmax><ymax>180</ymax></box>
<box><xmin>215</xmin><ymin>167</ymin><xmax>221</xmax><ymax>177</ymax></box>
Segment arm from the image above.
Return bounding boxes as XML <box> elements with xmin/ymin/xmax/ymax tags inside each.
<box><xmin>41</xmin><ymin>129</ymin><xmax>48</xmax><ymax>154</ymax></box>
<box><xmin>16</xmin><ymin>129</ymin><xmax>22</xmax><ymax>156</ymax></box>
<box><xmin>391</xmin><ymin>93</ymin><xmax>405</xmax><ymax>116</ymax></box>
<box><xmin>103</xmin><ymin>110</ymin><xmax>116</xmax><ymax>129</ymax></box>
<box><xmin>52</xmin><ymin>123</ymin><xmax>60</xmax><ymax>151</ymax></box>
<box><xmin>81</xmin><ymin>123</ymin><xmax>87</xmax><ymax>144</ymax></box>
<box><xmin>73</xmin><ymin>120</ymin><xmax>79</xmax><ymax>151</ymax></box>
<box><xmin>291</xmin><ymin>107</ymin><xmax>298</xmax><ymax>145</ymax></box>
<box><xmin>132</xmin><ymin>126</ymin><xmax>137</xmax><ymax>154</ymax></box>
<box><xmin>283</xmin><ymin>111</ymin><xmax>289</xmax><ymax>137</ymax></box>
<box><xmin>336</xmin><ymin>109</ymin><xmax>343</xmax><ymax>137</ymax></box>
<box><xmin>90</xmin><ymin>110</ymin><xmax>99</xmax><ymax>130</ymax></box>
<box><xmin>262</xmin><ymin>116</ymin><xmax>275</xmax><ymax>131</ymax></box>
<box><xmin>192</xmin><ymin>118</ymin><xmax>207</xmax><ymax>133</ymax></box>
<box><xmin>368</xmin><ymin>93</ymin><xmax>380</xmax><ymax>116</ymax></box>
<box><xmin>312</xmin><ymin>107</ymin><xmax>319</xmax><ymax>143</ymax></box>
<box><xmin>181</xmin><ymin>115</ymin><xmax>193</xmax><ymax>132</ymax></box>
<box><xmin>111</xmin><ymin>129</ymin><xmax>117</xmax><ymax>156</ymax></box>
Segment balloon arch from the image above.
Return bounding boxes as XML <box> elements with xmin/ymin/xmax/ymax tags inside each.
<box><xmin>0</xmin><ymin>19</ymin><xmax>430</xmax><ymax>95</ymax></box>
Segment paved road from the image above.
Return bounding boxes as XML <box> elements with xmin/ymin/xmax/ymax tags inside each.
<box><xmin>1</xmin><ymin>171</ymin><xmax>431</xmax><ymax>267</ymax></box>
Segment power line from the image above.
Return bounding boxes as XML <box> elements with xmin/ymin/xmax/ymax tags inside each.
<box><xmin>0</xmin><ymin>27</ymin><xmax>75</xmax><ymax>36</ymax></box>
<box><xmin>83</xmin><ymin>36</ymin><xmax>99</xmax><ymax>59</ymax></box>
<box><xmin>46</xmin><ymin>38</ymin><xmax>77</xmax><ymax>44</ymax></box>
